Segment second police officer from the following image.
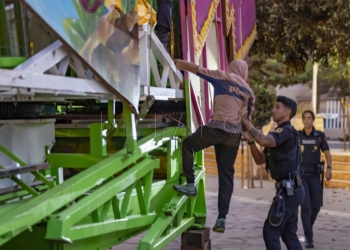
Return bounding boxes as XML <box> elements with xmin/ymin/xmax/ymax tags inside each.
<box><xmin>240</xmin><ymin>96</ymin><xmax>305</xmax><ymax>250</ymax></box>
<box><xmin>298</xmin><ymin>110</ymin><xmax>333</xmax><ymax>248</ymax></box>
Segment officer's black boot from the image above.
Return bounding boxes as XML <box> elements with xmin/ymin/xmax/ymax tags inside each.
<box><xmin>305</xmin><ymin>237</ymin><xmax>314</xmax><ymax>248</ymax></box>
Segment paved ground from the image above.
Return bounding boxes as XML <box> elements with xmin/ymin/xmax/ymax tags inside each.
<box><xmin>118</xmin><ymin>175</ymin><xmax>350</xmax><ymax>250</ymax></box>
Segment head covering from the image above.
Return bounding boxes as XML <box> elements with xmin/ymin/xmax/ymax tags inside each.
<box><xmin>269</xmin><ymin>195</ymin><xmax>285</xmax><ymax>227</ymax></box>
<box><xmin>228</xmin><ymin>59</ymin><xmax>248</xmax><ymax>82</ymax></box>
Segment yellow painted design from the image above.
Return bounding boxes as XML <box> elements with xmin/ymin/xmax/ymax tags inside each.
<box><xmin>191</xmin><ymin>0</ymin><xmax>220</xmax><ymax>62</ymax></box>
<box><xmin>226</xmin><ymin>0</ymin><xmax>236</xmax><ymax>56</ymax></box>
<box><xmin>225</xmin><ymin>0</ymin><xmax>235</xmax><ymax>36</ymax></box>
<box><xmin>235</xmin><ymin>23</ymin><xmax>257</xmax><ymax>60</ymax></box>
<box><xmin>105</xmin><ymin>0</ymin><xmax>157</xmax><ymax>27</ymax></box>
<box><xmin>190</xmin><ymin>0</ymin><xmax>256</xmax><ymax>62</ymax></box>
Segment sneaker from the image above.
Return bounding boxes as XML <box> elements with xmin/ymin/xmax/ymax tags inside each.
<box><xmin>173</xmin><ymin>184</ymin><xmax>197</xmax><ymax>198</ymax></box>
<box><xmin>213</xmin><ymin>218</ymin><xmax>226</xmax><ymax>233</ymax></box>
<box><xmin>305</xmin><ymin>237</ymin><xmax>314</xmax><ymax>248</ymax></box>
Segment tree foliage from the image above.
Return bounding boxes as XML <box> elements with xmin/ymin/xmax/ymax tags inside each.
<box><xmin>249</xmin><ymin>55</ymin><xmax>312</xmax><ymax>88</ymax></box>
<box><xmin>252</xmin><ymin>0</ymin><xmax>350</xmax><ymax>75</ymax></box>
<box><xmin>315</xmin><ymin>60</ymin><xmax>350</xmax><ymax>98</ymax></box>
<box><xmin>250</xmin><ymin>81</ymin><xmax>276</xmax><ymax>129</ymax></box>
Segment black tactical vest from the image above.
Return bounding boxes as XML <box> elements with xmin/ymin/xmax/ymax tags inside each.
<box><xmin>265</xmin><ymin>126</ymin><xmax>301</xmax><ymax>181</ymax></box>
<box><xmin>298</xmin><ymin>130</ymin><xmax>321</xmax><ymax>168</ymax></box>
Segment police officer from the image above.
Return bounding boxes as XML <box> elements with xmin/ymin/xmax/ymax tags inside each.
<box><xmin>240</xmin><ymin>96</ymin><xmax>305</xmax><ymax>250</ymax></box>
<box><xmin>299</xmin><ymin>110</ymin><xmax>332</xmax><ymax>248</ymax></box>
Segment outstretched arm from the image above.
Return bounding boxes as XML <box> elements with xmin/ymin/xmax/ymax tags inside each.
<box><xmin>174</xmin><ymin>59</ymin><xmax>198</xmax><ymax>74</ymax></box>
<box><xmin>174</xmin><ymin>59</ymin><xmax>225</xmax><ymax>82</ymax></box>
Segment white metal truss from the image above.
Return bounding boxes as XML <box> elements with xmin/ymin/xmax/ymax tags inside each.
<box><xmin>139</xmin><ymin>24</ymin><xmax>184</xmax><ymax>99</ymax></box>
<box><xmin>0</xmin><ymin>24</ymin><xmax>184</xmax><ymax>103</ymax></box>
<box><xmin>0</xmin><ymin>40</ymin><xmax>115</xmax><ymax>102</ymax></box>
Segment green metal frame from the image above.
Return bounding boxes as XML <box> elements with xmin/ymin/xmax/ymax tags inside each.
<box><xmin>0</xmin><ymin>93</ymin><xmax>207</xmax><ymax>249</ymax></box>
<box><xmin>0</xmin><ymin>0</ymin><xmax>207</xmax><ymax>245</ymax></box>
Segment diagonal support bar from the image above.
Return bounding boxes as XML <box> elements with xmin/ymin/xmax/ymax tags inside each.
<box><xmin>69</xmin><ymin>214</ymin><xmax>157</xmax><ymax>242</ymax></box>
<box><xmin>0</xmin><ymin>149</ymin><xmax>144</xmax><ymax>245</ymax></box>
<box><xmin>13</xmin><ymin>40</ymin><xmax>67</xmax><ymax>73</ymax></box>
<box><xmin>139</xmin><ymin>170</ymin><xmax>205</xmax><ymax>249</ymax></box>
<box><xmin>45</xmin><ymin>157</ymin><xmax>159</xmax><ymax>242</ymax></box>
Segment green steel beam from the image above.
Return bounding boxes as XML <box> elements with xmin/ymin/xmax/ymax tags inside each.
<box><xmin>0</xmin><ymin>57</ymin><xmax>26</xmax><ymax>68</ymax></box>
<box><xmin>47</xmin><ymin>127</ymin><xmax>186</xmax><ymax>170</ymax></box>
<box><xmin>139</xmin><ymin>170</ymin><xmax>205</xmax><ymax>249</ymax></box>
<box><xmin>90</xmin><ymin>123</ymin><xmax>107</xmax><ymax>157</ymax></box>
<box><xmin>0</xmin><ymin>144</ymin><xmax>27</xmax><ymax>166</ymax></box>
<box><xmin>55</xmin><ymin>128</ymin><xmax>157</xmax><ymax>138</ymax></box>
<box><xmin>167</xmin><ymin>138</ymin><xmax>182</xmax><ymax>181</ymax></box>
<box><xmin>120</xmin><ymin>183</ymin><xmax>135</xmax><ymax>218</ymax></box>
<box><xmin>46</xmin><ymin>154</ymin><xmax>108</xmax><ymax>168</ymax></box>
<box><xmin>0</xmin><ymin>145</ymin><xmax>55</xmax><ymax>188</ymax></box>
<box><xmin>45</xmin><ymin>157</ymin><xmax>159</xmax><ymax>242</ymax></box>
<box><xmin>193</xmin><ymin>177</ymin><xmax>207</xmax><ymax>225</ymax></box>
<box><xmin>9</xmin><ymin>176</ymin><xmax>39</xmax><ymax>197</ymax></box>
<box><xmin>153</xmin><ymin>218</ymin><xmax>195</xmax><ymax>250</ymax></box>
<box><xmin>0</xmin><ymin>149</ymin><xmax>144</xmax><ymax>246</ymax></box>
<box><xmin>68</xmin><ymin>214</ymin><xmax>157</xmax><ymax>242</ymax></box>
<box><xmin>135</xmin><ymin>170</ymin><xmax>153</xmax><ymax>215</ymax></box>
<box><xmin>0</xmin><ymin>190</ymin><xmax>29</xmax><ymax>203</ymax></box>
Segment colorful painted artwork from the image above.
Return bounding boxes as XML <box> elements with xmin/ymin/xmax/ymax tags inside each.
<box><xmin>190</xmin><ymin>0</ymin><xmax>256</xmax><ymax>62</ymax></box>
<box><xmin>21</xmin><ymin>0</ymin><xmax>140</xmax><ymax>113</ymax></box>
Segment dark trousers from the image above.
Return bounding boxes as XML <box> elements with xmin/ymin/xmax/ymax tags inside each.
<box><xmin>182</xmin><ymin>125</ymin><xmax>240</xmax><ymax>218</ymax></box>
<box><xmin>156</xmin><ymin>0</ymin><xmax>172</xmax><ymax>44</ymax></box>
<box><xmin>263</xmin><ymin>185</ymin><xmax>305</xmax><ymax>250</ymax></box>
<box><xmin>300</xmin><ymin>174</ymin><xmax>322</xmax><ymax>239</ymax></box>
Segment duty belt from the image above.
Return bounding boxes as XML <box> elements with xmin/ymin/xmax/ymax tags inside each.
<box><xmin>301</xmin><ymin>165</ymin><xmax>319</xmax><ymax>175</ymax></box>
<box><xmin>275</xmin><ymin>177</ymin><xmax>302</xmax><ymax>190</ymax></box>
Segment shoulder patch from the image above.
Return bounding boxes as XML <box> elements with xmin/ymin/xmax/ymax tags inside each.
<box><xmin>273</xmin><ymin>128</ymin><xmax>283</xmax><ymax>133</ymax></box>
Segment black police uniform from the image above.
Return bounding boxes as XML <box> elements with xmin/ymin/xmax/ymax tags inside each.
<box><xmin>298</xmin><ymin>128</ymin><xmax>329</xmax><ymax>243</ymax></box>
<box><xmin>263</xmin><ymin>121</ymin><xmax>305</xmax><ymax>250</ymax></box>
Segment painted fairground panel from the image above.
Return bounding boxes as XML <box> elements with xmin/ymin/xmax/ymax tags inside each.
<box><xmin>234</xmin><ymin>0</ymin><xmax>256</xmax><ymax>59</ymax></box>
<box><xmin>191</xmin><ymin>0</ymin><xmax>256</xmax><ymax>62</ymax></box>
<box><xmin>20</xmin><ymin>0</ymin><xmax>140</xmax><ymax>113</ymax></box>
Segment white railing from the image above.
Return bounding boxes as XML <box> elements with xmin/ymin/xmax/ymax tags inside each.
<box><xmin>321</xmin><ymin>99</ymin><xmax>350</xmax><ymax>139</ymax></box>
<box><xmin>138</xmin><ymin>24</ymin><xmax>184</xmax><ymax>100</ymax></box>
<box><xmin>324</xmin><ymin>100</ymin><xmax>342</xmax><ymax>129</ymax></box>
